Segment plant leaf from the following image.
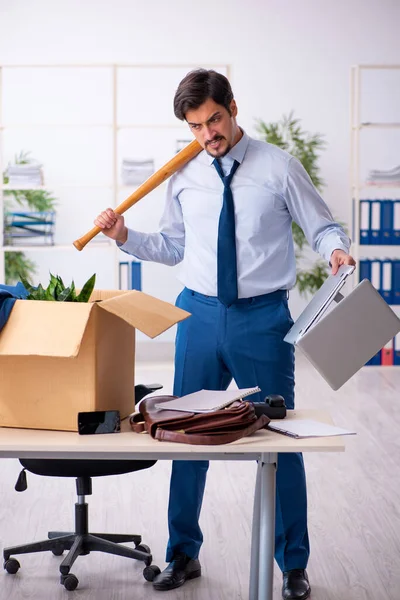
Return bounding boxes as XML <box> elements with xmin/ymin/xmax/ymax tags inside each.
<box><xmin>58</xmin><ymin>286</ymin><xmax>73</xmax><ymax>302</ymax></box>
<box><xmin>31</xmin><ymin>283</ymin><xmax>47</xmax><ymax>301</ymax></box>
<box><xmin>75</xmin><ymin>274</ymin><xmax>96</xmax><ymax>303</ymax></box>
<box><xmin>55</xmin><ymin>275</ymin><xmax>65</xmax><ymax>296</ymax></box>
<box><xmin>45</xmin><ymin>287</ymin><xmax>56</xmax><ymax>301</ymax></box>
<box><xmin>47</xmin><ymin>273</ymin><xmax>59</xmax><ymax>299</ymax></box>
<box><xmin>69</xmin><ymin>281</ymin><xmax>77</xmax><ymax>301</ymax></box>
<box><xmin>19</xmin><ymin>275</ymin><xmax>36</xmax><ymax>295</ymax></box>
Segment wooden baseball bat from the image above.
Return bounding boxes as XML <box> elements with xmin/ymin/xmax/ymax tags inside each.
<box><xmin>73</xmin><ymin>139</ymin><xmax>202</xmax><ymax>251</ymax></box>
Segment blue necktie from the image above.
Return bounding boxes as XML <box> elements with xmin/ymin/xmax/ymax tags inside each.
<box><xmin>213</xmin><ymin>158</ymin><xmax>240</xmax><ymax>306</ymax></box>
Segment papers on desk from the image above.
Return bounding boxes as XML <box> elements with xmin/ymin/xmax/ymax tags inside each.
<box><xmin>267</xmin><ymin>419</ymin><xmax>356</xmax><ymax>439</ymax></box>
<box><xmin>155</xmin><ymin>387</ymin><xmax>261</xmax><ymax>413</ymax></box>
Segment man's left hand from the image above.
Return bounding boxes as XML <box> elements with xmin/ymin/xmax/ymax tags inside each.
<box><xmin>330</xmin><ymin>249</ymin><xmax>356</xmax><ymax>275</ymax></box>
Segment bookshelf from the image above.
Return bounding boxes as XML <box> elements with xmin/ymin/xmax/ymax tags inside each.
<box><xmin>350</xmin><ymin>64</ymin><xmax>400</xmax><ymax>365</ymax></box>
<box><xmin>0</xmin><ymin>64</ymin><xmax>229</xmax><ymax>342</ymax></box>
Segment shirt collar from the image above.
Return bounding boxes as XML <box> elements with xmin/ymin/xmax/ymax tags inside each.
<box><xmin>205</xmin><ymin>128</ymin><xmax>249</xmax><ymax>166</ymax></box>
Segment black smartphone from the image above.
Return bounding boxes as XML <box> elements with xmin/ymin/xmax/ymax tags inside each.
<box><xmin>77</xmin><ymin>410</ymin><xmax>121</xmax><ymax>435</ymax></box>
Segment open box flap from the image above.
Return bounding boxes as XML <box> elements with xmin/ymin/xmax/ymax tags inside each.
<box><xmin>99</xmin><ymin>290</ymin><xmax>191</xmax><ymax>338</ymax></box>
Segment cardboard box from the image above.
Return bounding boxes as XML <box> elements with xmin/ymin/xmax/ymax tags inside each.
<box><xmin>0</xmin><ymin>290</ymin><xmax>190</xmax><ymax>431</ymax></box>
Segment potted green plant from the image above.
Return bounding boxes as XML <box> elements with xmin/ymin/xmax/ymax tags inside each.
<box><xmin>256</xmin><ymin>112</ymin><xmax>335</xmax><ymax>296</ymax></box>
<box><xmin>3</xmin><ymin>151</ymin><xmax>57</xmax><ymax>284</ymax></box>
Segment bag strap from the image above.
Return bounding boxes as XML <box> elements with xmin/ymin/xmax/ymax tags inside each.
<box><xmin>130</xmin><ymin>413</ymin><xmax>146</xmax><ymax>434</ymax></box>
<box><xmin>154</xmin><ymin>414</ymin><xmax>270</xmax><ymax>445</ymax></box>
<box><xmin>129</xmin><ymin>395</ymin><xmax>180</xmax><ymax>435</ymax></box>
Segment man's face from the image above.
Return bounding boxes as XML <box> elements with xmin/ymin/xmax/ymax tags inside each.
<box><xmin>185</xmin><ymin>98</ymin><xmax>241</xmax><ymax>159</ymax></box>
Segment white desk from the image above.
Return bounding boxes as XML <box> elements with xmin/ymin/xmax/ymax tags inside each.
<box><xmin>0</xmin><ymin>409</ymin><xmax>345</xmax><ymax>600</ymax></box>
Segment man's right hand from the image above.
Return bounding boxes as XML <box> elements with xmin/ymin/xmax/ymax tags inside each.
<box><xmin>94</xmin><ymin>209</ymin><xmax>128</xmax><ymax>244</ymax></box>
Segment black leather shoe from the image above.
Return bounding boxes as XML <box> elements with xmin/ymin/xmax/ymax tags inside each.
<box><xmin>282</xmin><ymin>569</ymin><xmax>311</xmax><ymax>600</ymax></box>
<box><xmin>153</xmin><ymin>553</ymin><xmax>201</xmax><ymax>591</ymax></box>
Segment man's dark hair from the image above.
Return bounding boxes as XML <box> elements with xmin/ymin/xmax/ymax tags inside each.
<box><xmin>174</xmin><ymin>69</ymin><xmax>234</xmax><ymax>121</ymax></box>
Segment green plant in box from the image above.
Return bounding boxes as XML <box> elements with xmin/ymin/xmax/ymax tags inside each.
<box><xmin>21</xmin><ymin>273</ymin><xmax>96</xmax><ymax>302</ymax></box>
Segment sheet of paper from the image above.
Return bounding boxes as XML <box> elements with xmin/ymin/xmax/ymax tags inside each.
<box><xmin>268</xmin><ymin>419</ymin><xmax>356</xmax><ymax>438</ymax></box>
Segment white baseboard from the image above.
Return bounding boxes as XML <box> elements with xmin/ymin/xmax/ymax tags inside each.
<box><xmin>136</xmin><ymin>343</ymin><xmax>304</xmax><ymax>364</ymax></box>
<box><xmin>135</xmin><ymin>341</ymin><xmax>175</xmax><ymax>362</ymax></box>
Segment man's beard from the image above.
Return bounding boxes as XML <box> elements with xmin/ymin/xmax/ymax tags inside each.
<box><xmin>205</xmin><ymin>135</ymin><xmax>231</xmax><ymax>158</ymax></box>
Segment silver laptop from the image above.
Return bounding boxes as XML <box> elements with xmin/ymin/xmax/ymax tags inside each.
<box><xmin>284</xmin><ymin>265</ymin><xmax>400</xmax><ymax>390</ymax></box>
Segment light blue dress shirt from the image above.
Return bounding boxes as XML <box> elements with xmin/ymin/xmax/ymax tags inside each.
<box><xmin>119</xmin><ymin>130</ymin><xmax>350</xmax><ymax>298</ymax></box>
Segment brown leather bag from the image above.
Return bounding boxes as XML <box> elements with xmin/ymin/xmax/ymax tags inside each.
<box><xmin>129</xmin><ymin>395</ymin><xmax>270</xmax><ymax>445</ymax></box>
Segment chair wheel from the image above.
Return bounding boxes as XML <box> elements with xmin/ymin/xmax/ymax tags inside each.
<box><xmin>135</xmin><ymin>543</ymin><xmax>150</xmax><ymax>554</ymax></box>
<box><xmin>143</xmin><ymin>564</ymin><xmax>161</xmax><ymax>582</ymax></box>
<box><xmin>136</xmin><ymin>544</ymin><xmax>152</xmax><ymax>566</ymax></box>
<box><xmin>4</xmin><ymin>558</ymin><xmax>20</xmax><ymax>574</ymax></box>
<box><xmin>51</xmin><ymin>543</ymin><xmax>64</xmax><ymax>556</ymax></box>
<box><xmin>63</xmin><ymin>573</ymin><xmax>79</xmax><ymax>591</ymax></box>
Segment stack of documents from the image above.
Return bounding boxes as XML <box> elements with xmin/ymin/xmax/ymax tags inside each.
<box><xmin>6</xmin><ymin>161</ymin><xmax>43</xmax><ymax>187</ymax></box>
<box><xmin>367</xmin><ymin>165</ymin><xmax>400</xmax><ymax>186</ymax></box>
<box><xmin>121</xmin><ymin>158</ymin><xmax>154</xmax><ymax>186</ymax></box>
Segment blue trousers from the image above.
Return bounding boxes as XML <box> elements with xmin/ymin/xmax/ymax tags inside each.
<box><xmin>166</xmin><ymin>288</ymin><xmax>309</xmax><ymax>572</ymax></box>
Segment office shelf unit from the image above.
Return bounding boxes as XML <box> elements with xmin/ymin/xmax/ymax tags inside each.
<box><xmin>350</xmin><ymin>64</ymin><xmax>400</xmax><ymax>366</ymax></box>
<box><xmin>0</xmin><ymin>64</ymin><xmax>229</xmax><ymax>306</ymax></box>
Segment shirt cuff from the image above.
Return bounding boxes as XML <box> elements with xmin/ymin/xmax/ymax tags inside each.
<box><xmin>319</xmin><ymin>233</ymin><xmax>350</xmax><ymax>263</ymax></box>
<box><xmin>116</xmin><ymin>228</ymin><xmax>144</xmax><ymax>257</ymax></box>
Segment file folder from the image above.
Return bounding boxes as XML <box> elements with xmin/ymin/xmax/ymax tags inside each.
<box><xmin>119</xmin><ymin>261</ymin><xmax>142</xmax><ymax>291</ymax></box>
<box><xmin>394</xmin><ymin>200</ymin><xmax>400</xmax><ymax>245</ymax></box>
<box><xmin>393</xmin><ymin>259</ymin><xmax>400</xmax><ymax>304</ymax></box>
<box><xmin>370</xmin><ymin>259</ymin><xmax>381</xmax><ymax>291</ymax></box>
<box><xmin>380</xmin><ymin>200</ymin><xmax>393</xmax><ymax>245</ymax></box>
<box><xmin>381</xmin><ymin>339</ymin><xmax>394</xmax><ymax>365</ymax></box>
<box><xmin>359</xmin><ymin>259</ymin><xmax>371</xmax><ymax>283</ymax></box>
<box><xmin>119</xmin><ymin>262</ymin><xmax>130</xmax><ymax>290</ymax></box>
<box><xmin>394</xmin><ymin>333</ymin><xmax>400</xmax><ymax>365</ymax></box>
<box><xmin>365</xmin><ymin>351</ymin><xmax>381</xmax><ymax>366</ymax></box>
<box><xmin>370</xmin><ymin>200</ymin><xmax>381</xmax><ymax>245</ymax></box>
<box><xmin>360</xmin><ymin>200</ymin><xmax>370</xmax><ymax>245</ymax></box>
<box><xmin>131</xmin><ymin>261</ymin><xmax>142</xmax><ymax>291</ymax></box>
<box><xmin>380</xmin><ymin>259</ymin><xmax>392</xmax><ymax>304</ymax></box>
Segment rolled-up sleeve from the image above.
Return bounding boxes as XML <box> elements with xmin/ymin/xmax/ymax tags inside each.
<box><xmin>117</xmin><ymin>176</ymin><xmax>185</xmax><ymax>266</ymax></box>
<box><xmin>285</xmin><ymin>157</ymin><xmax>351</xmax><ymax>262</ymax></box>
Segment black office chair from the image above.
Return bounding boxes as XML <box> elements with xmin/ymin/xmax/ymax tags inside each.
<box><xmin>3</xmin><ymin>383</ymin><xmax>163</xmax><ymax>592</ymax></box>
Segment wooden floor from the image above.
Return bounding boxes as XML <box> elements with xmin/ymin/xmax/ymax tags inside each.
<box><xmin>0</xmin><ymin>355</ymin><xmax>399</xmax><ymax>600</ymax></box>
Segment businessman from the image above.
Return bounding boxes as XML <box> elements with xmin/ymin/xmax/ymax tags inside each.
<box><xmin>94</xmin><ymin>69</ymin><xmax>356</xmax><ymax>600</ymax></box>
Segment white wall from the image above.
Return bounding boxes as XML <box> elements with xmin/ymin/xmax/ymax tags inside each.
<box><xmin>1</xmin><ymin>0</ymin><xmax>399</xmax><ymax>350</ymax></box>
